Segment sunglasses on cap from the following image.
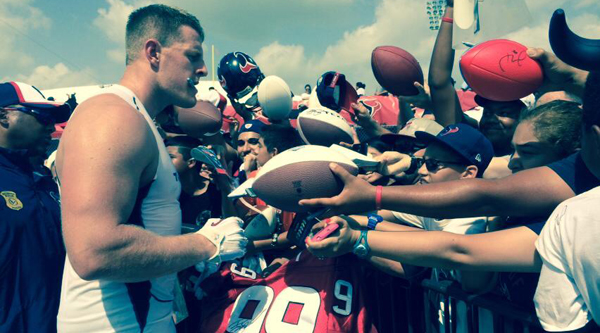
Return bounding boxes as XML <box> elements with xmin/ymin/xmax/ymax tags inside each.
<box><xmin>236</xmin><ymin>137</ymin><xmax>260</xmax><ymax>147</ymax></box>
<box><xmin>393</xmin><ymin>138</ymin><xmax>426</xmax><ymax>155</ymax></box>
<box><xmin>3</xmin><ymin>106</ymin><xmax>56</xmax><ymax>126</ymax></box>
<box><xmin>411</xmin><ymin>157</ymin><xmax>467</xmax><ymax>173</ymax></box>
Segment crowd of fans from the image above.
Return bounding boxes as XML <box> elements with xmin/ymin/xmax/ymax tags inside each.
<box><xmin>1</xmin><ymin>1</ymin><xmax>598</xmax><ymax>333</ymax></box>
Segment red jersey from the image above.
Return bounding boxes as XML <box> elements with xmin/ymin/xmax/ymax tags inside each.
<box><xmin>198</xmin><ymin>252</ymin><xmax>378</xmax><ymax>333</ymax></box>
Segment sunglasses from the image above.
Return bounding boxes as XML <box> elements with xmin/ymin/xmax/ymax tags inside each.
<box><xmin>412</xmin><ymin>157</ymin><xmax>467</xmax><ymax>172</ymax></box>
<box><xmin>236</xmin><ymin>137</ymin><xmax>260</xmax><ymax>147</ymax></box>
<box><xmin>4</xmin><ymin>106</ymin><xmax>56</xmax><ymax>126</ymax></box>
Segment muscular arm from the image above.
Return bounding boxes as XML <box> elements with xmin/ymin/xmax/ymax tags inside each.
<box><xmin>57</xmin><ymin>96</ymin><xmax>215</xmax><ymax>282</ymax></box>
<box><xmin>428</xmin><ymin>5</ymin><xmax>463</xmax><ymax>126</ymax></box>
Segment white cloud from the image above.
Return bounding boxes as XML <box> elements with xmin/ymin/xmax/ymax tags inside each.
<box><xmin>0</xmin><ymin>1</ymin><xmax>51</xmax><ymax>75</ymax></box>
<box><xmin>4</xmin><ymin>63</ymin><xmax>98</xmax><ymax>90</ymax></box>
<box><xmin>93</xmin><ymin>0</ymin><xmax>142</xmax><ymax>63</ymax></box>
<box><xmin>256</xmin><ymin>0</ymin><xmax>436</xmax><ymax>93</ymax></box>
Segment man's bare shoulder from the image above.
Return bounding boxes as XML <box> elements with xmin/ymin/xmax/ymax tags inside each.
<box><xmin>56</xmin><ymin>92</ymin><xmax>158</xmax><ymax>179</ymax></box>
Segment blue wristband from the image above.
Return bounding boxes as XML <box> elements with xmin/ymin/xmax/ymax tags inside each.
<box><xmin>367</xmin><ymin>214</ymin><xmax>383</xmax><ymax>230</ymax></box>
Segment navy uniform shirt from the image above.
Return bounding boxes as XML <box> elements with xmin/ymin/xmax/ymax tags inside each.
<box><xmin>0</xmin><ymin>147</ymin><xmax>65</xmax><ymax>333</ymax></box>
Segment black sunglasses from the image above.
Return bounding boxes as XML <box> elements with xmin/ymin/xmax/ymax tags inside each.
<box><xmin>4</xmin><ymin>106</ymin><xmax>55</xmax><ymax>126</ymax></box>
<box><xmin>237</xmin><ymin>137</ymin><xmax>260</xmax><ymax>147</ymax></box>
<box><xmin>412</xmin><ymin>157</ymin><xmax>467</xmax><ymax>173</ymax></box>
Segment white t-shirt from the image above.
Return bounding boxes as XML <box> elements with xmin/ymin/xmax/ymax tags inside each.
<box><xmin>534</xmin><ymin>186</ymin><xmax>600</xmax><ymax>332</ymax></box>
<box><xmin>391</xmin><ymin>211</ymin><xmax>488</xmax><ymax>234</ymax></box>
<box><xmin>391</xmin><ymin>211</ymin><xmax>488</xmax><ymax>333</ymax></box>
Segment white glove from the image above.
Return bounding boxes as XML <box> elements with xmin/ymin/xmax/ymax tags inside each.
<box><xmin>196</xmin><ymin>217</ymin><xmax>248</xmax><ymax>267</ymax></box>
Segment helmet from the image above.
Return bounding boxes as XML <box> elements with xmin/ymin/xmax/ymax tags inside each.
<box><xmin>217</xmin><ymin>52</ymin><xmax>265</xmax><ymax>101</ymax></box>
<box><xmin>315</xmin><ymin>71</ymin><xmax>357</xmax><ymax>112</ymax></box>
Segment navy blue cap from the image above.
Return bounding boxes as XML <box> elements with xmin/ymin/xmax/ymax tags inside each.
<box><xmin>238</xmin><ymin>119</ymin><xmax>266</xmax><ymax>134</ymax></box>
<box><xmin>415</xmin><ymin>123</ymin><xmax>494</xmax><ymax>177</ymax></box>
<box><xmin>0</xmin><ymin>81</ymin><xmax>71</xmax><ymax>123</ymax></box>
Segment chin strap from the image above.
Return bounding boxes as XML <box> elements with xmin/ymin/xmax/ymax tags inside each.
<box><xmin>549</xmin><ymin>9</ymin><xmax>600</xmax><ymax>71</ymax></box>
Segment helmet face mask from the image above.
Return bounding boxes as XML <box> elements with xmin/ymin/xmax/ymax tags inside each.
<box><xmin>217</xmin><ymin>52</ymin><xmax>265</xmax><ymax>102</ymax></box>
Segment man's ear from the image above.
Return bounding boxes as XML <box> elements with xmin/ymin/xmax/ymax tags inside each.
<box><xmin>461</xmin><ymin>165</ymin><xmax>478</xmax><ymax>179</ymax></box>
<box><xmin>270</xmin><ymin>147</ymin><xmax>278</xmax><ymax>156</ymax></box>
<box><xmin>188</xmin><ymin>158</ymin><xmax>197</xmax><ymax>169</ymax></box>
<box><xmin>145</xmin><ymin>39</ymin><xmax>162</xmax><ymax>69</ymax></box>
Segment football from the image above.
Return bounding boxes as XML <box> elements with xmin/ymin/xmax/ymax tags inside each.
<box><xmin>176</xmin><ymin>100</ymin><xmax>223</xmax><ymax>137</ymax></box>
<box><xmin>296</xmin><ymin>108</ymin><xmax>354</xmax><ymax>147</ymax></box>
<box><xmin>252</xmin><ymin>145</ymin><xmax>359</xmax><ymax>212</ymax></box>
<box><xmin>459</xmin><ymin>39</ymin><xmax>543</xmax><ymax>102</ymax></box>
<box><xmin>257</xmin><ymin>75</ymin><xmax>292</xmax><ymax>121</ymax></box>
<box><xmin>371</xmin><ymin>46</ymin><xmax>424</xmax><ymax>96</ymax></box>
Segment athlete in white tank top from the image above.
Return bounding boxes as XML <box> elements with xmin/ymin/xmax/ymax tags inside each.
<box><xmin>57</xmin><ymin>85</ymin><xmax>182</xmax><ymax>332</ymax></box>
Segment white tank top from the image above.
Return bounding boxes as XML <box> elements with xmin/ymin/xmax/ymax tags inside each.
<box><xmin>57</xmin><ymin>85</ymin><xmax>182</xmax><ymax>333</ymax></box>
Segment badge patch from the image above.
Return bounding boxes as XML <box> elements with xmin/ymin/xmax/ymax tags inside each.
<box><xmin>1</xmin><ymin>191</ymin><xmax>24</xmax><ymax>210</ymax></box>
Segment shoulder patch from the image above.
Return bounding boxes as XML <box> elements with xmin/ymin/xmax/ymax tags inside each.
<box><xmin>1</xmin><ymin>191</ymin><xmax>23</xmax><ymax>210</ymax></box>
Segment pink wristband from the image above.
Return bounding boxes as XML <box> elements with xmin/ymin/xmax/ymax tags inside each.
<box><xmin>375</xmin><ymin>185</ymin><xmax>383</xmax><ymax>210</ymax></box>
<box><xmin>442</xmin><ymin>17</ymin><xmax>453</xmax><ymax>24</ymax></box>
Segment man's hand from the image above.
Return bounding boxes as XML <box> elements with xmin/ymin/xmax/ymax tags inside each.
<box><xmin>375</xmin><ymin>151</ymin><xmax>412</xmax><ymax>177</ymax></box>
<box><xmin>196</xmin><ymin>217</ymin><xmax>248</xmax><ymax>267</ymax></box>
<box><xmin>298</xmin><ymin>163</ymin><xmax>377</xmax><ymax>216</ymax></box>
<box><xmin>398</xmin><ymin>82</ymin><xmax>433</xmax><ymax>110</ymax></box>
<box><xmin>526</xmin><ymin>48</ymin><xmax>588</xmax><ymax>96</ymax></box>
<box><xmin>305</xmin><ymin>216</ymin><xmax>360</xmax><ymax>258</ymax></box>
<box><xmin>243</xmin><ymin>153</ymin><xmax>258</xmax><ymax>173</ymax></box>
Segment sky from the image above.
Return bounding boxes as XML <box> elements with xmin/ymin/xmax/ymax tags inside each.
<box><xmin>1</xmin><ymin>0</ymin><xmax>599</xmax><ymax>96</ymax></box>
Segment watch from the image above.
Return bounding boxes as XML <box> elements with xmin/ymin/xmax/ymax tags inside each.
<box><xmin>271</xmin><ymin>233</ymin><xmax>279</xmax><ymax>247</ymax></box>
<box><xmin>367</xmin><ymin>214</ymin><xmax>383</xmax><ymax>230</ymax></box>
<box><xmin>352</xmin><ymin>230</ymin><xmax>370</xmax><ymax>258</ymax></box>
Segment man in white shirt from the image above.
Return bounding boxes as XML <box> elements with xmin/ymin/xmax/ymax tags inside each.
<box><xmin>534</xmin><ymin>186</ymin><xmax>600</xmax><ymax>332</ymax></box>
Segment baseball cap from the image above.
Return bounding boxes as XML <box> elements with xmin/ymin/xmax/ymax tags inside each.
<box><xmin>0</xmin><ymin>81</ymin><xmax>71</xmax><ymax>123</ymax></box>
<box><xmin>380</xmin><ymin>118</ymin><xmax>444</xmax><ymax>144</ymax></box>
<box><xmin>238</xmin><ymin>119</ymin><xmax>267</xmax><ymax>134</ymax></box>
<box><xmin>415</xmin><ymin>123</ymin><xmax>494</xmax><ymax>177</ymax></box>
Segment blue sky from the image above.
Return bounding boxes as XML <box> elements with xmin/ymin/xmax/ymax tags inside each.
<box><xmin>1</xmin><ymin>0</ymin><xmax>599</xmax><ymax>95</ymax></box>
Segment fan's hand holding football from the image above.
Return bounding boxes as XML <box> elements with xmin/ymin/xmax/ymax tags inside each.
<box><xmin>398</xmin><ymin>82</ymin><xmax>432</xmax><ymax>110</ymax></box>
<box><xmin>305</xmin><ymin>216</ymin><xmax>360</xmax><ymax>258</ymax></box>
<box><xmin>196</xmin><ymin>217</ymin><xmax>248</xmax><ymax>267</ymax></box>
<box><xmin>526</xmin><ymin>48</ymin><xmax>588</xmax><ymax>95</ymax></box>
<box><xmin>298</xmin><ymin>163</ymin><xmax>377</xmax><ymax>216</ymax></box>
<box><xmin>375</xmin><ymin>151</ymin><xmax>412</xmax><ymax>176</ymax></box>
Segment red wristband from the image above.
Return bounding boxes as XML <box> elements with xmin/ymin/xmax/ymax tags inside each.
<box><xmin>375</xmin><ymin>185</ymin><xmax>383</xmax><ymax>210</ymax></box>
<box><xmin>442</xmin><ymin>17</ymin><xmax>453</xmax><ymax>24</ymax></box>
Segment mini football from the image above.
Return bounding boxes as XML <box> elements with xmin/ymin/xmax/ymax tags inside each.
<box><xmin>252</xmin><ymin>145</ymin><xmax>359</xmax><ymax>212</ymax></box>
<box><xmin>176</xmin><ymin>100</ymin><xmax>223</xmax><ymax>137</ymax></box>
<box><xmin>371</xmin><ymin>46</ymin><xmax>424</xmax><ymax>96</ymax></box>
<box><xmin>296</xmin><ymin>108</ymin><xmax>353</xmax><ymax>147</ymax></box>
<box><xmin>459</xmin><ymin>39</ymin><xmax>543</xmax><ymax>102</ymax></box>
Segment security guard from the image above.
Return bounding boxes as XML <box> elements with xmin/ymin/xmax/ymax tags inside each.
<box><xmin>0</xmin><ymin>81</ymin><xmax>70</xmax><ymax>332</ymax></box>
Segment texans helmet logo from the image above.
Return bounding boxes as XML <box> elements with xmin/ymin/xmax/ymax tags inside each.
<box><xmin>235</xmin><ymin>52</ymin><xmax>258</xmax><ymax>74</ymax></box>
<box><xmin>360</xmin><ymin>98</ymin><xmax>382</xmax><ymax>116</ymax></box>
<box><xmin>441</xmin><ymin>127</ymin><xmax>460</xmax><ymax>136</ymax></box>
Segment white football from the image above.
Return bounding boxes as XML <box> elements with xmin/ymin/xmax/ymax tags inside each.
<box><xmin>257</xmin><ymin>75</ymin><xmax>292</xmax><ymax>120</ymax></box>
<box><xmin>252</xmin><ymin>145</ymin><xmax>358</xmax><ymax>212</ymax></box>
<box><xmin>296</xmin><ymin>108</ymin><xmax>354</xmax><ymax>147</ymax></box>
